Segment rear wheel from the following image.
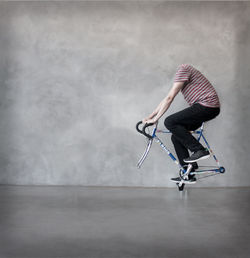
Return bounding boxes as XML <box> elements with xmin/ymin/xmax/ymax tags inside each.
<box><xmin>177</xmin><ymin>183</ymin><xmax>185</xmax><ymax>191</ymax></box>
<box><xmin>219</xmin><ymin>167</ymin><xmax>226</xmax><ymax>173</ymax></box>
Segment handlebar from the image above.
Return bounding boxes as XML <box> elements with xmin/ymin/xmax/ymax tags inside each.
<box><xmin>136</xmin><ymin>121</ymin><xmax>156</xmax><ymax>139</ymax></box>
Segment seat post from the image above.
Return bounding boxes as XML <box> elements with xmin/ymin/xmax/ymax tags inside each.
<box><xmin>200</xmin><ymin>122</ymin><xmax>204</xmax><ymax>131</ymax></box>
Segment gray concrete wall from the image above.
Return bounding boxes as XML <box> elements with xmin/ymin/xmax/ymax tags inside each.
<box><xmin>0</xmin><ymin>1</ymin><xmax>249</xmax><ymax>187</ymax></box>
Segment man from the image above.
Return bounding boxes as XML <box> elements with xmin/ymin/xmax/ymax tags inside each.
<box><xmin>142</xmin><ymin>64</ymin><xmax>220</xmax><ymax>183</ymax></box>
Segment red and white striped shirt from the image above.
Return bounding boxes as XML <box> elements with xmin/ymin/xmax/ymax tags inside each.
<box><xmin>174</xmin><ymin>64</ymin><xmax>220</xmax><ymax>108</ymax></box>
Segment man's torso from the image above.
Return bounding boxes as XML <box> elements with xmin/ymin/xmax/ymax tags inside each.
<box><xmin>174</xmin><ymin>64</ymin><xmax>220</xmax><ymax>108</ymax></box>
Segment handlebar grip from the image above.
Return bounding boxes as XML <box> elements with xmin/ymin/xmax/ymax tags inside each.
<box><xmin>136</xmin><ymin>121</ymin><xmax>154</xmax><ymax>139</ymax></box>
<box><xmin>136</xmin><ymin>121</ymin><xmax>144</xmax><ymax>134</ymax></box>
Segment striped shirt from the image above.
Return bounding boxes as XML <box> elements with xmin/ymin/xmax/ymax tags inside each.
<box><xmin>174</xmin><ymin>64</ymin><xmax>220</xmax><ymax>108</ymax></box>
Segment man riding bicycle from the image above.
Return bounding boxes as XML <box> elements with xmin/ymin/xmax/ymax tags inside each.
<box><xmin>142</xmin><ymin>64</ymin><xmax>220</xmax><ymax>183</ymax></box>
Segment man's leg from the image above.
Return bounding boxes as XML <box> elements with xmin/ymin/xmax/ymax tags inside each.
<box><xmin>171</xmin><ymin>131</ymin><xmax>199</xmax><ymax>169</ymax></box>
<box><xmin>165</xmin><ymin>104</ymin><xmax>220</xmax><ymax>162</ymax></box>
<box><xmin>171</xmin><ymin>135</ymin><xmax>189</xmax><ymax>167</ymax></box>
<box><xmin>171</xmin><ymin>135</ymin><xmax>198</xmax><ymax>183</ymax></box>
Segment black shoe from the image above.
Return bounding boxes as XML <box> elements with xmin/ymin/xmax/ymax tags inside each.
<box><xmin>170</xmin><ymin>176</ymin><xmax>196</xmax><ymax>184</ymax></box>
<box><xmin>183</xmin><ymin>149</ymin><xmax>210</xmax><ymax>163</ymax></box>
<box><xmin>170</xmin><ymin>163</ymin><xmax>197</xmax><ymax>184</ymax></box>
<box><xmin>188</xmin><ymin>173</ymin><xmax>196</xmax><ymax>180</ymax></box>
<box><xmin>190</xmin><ymin>162</ymin><xmax>198</xmax><ymax>170</ymax></box>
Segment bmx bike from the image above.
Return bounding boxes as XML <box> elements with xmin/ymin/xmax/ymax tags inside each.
<box><xmin>136</xmin><ymin>121</ymin><xmax>225</xmax><ymax>191</ymax></box>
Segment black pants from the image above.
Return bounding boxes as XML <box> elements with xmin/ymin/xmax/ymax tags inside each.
<box><xmin>164</xmin><ymin>103</ymin><xmax>220</xmax><ymax>166</ymax></box>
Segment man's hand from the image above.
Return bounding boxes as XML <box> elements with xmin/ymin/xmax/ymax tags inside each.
<box><xmin>142</xmin><ymin>118</ymin><xmax>157</xmax><ymax>124</ymax></box>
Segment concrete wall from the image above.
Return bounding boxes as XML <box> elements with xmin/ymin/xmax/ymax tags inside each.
<box><xmin>0</xmin><ymin>1</ymin><xmax>249</xmax><ymax>187</ymax></box>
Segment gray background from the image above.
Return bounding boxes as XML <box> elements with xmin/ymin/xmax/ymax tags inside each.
<box><xmin>0</xmin><ymin>1</ymin><xmax>249</xmax><ymax>187</ymax></box>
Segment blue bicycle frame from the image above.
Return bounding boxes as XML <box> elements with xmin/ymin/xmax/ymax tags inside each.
<box><xmin>136</xmin><ymin>121</ymin><xmax>225</xmax><ymax>179</ymax></box>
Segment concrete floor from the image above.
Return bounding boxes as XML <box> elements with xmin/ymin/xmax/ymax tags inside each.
<box><xmin>0</xmin><ymin>186</ymin><xmax>250</xmax><ymax>258</ymax></box>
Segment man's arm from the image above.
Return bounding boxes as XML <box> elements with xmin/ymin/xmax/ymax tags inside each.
<box><xmin>143</xmin><ymin>82</ymin><xmax>184</xmax><ymax>124</ymax></box>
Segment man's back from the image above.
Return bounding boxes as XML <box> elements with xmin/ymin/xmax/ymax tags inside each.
<box><xmin>174</xmin><ymin>64</ymin><xmax>220</xmax><ymax>108</ymax></box>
